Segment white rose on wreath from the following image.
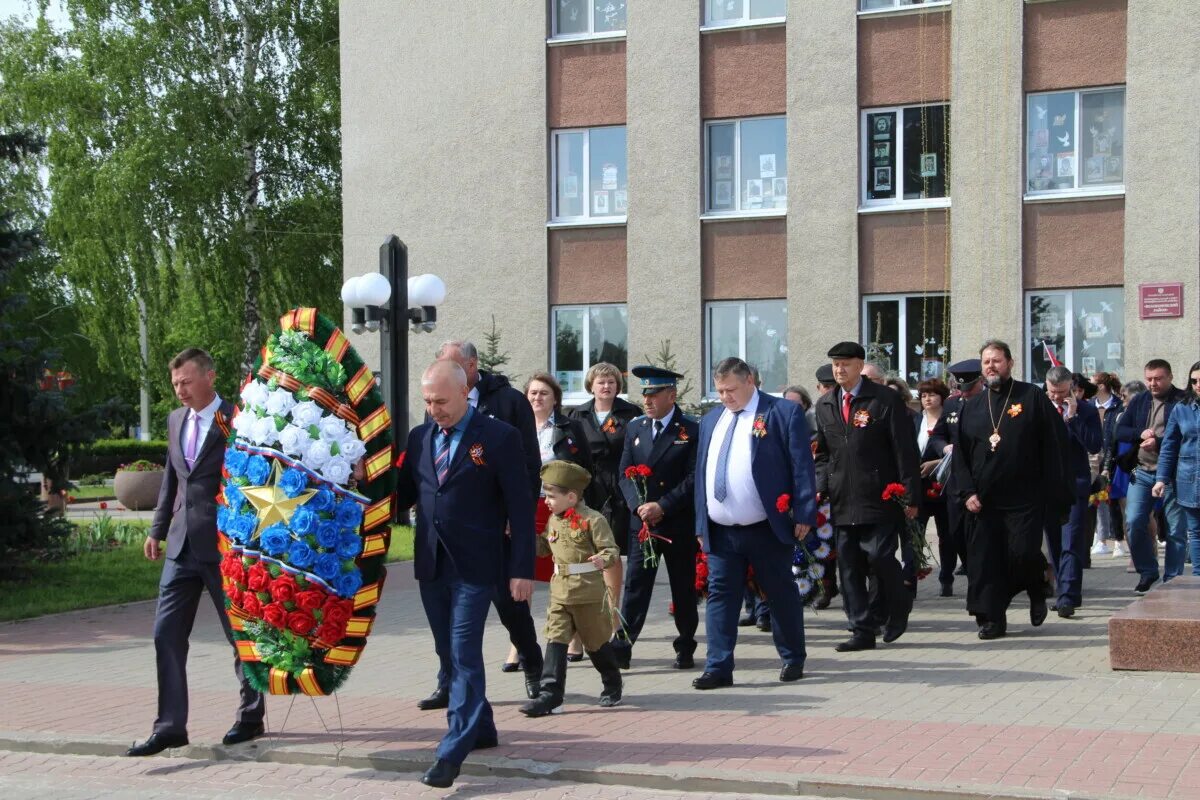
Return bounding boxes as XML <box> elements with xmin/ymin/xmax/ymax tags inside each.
<box><xmin>304</xmin><ymin>438</ymin><xmax>332</xmax><ymax>470</ymax></box>
<box><xmin>250</xmin><ymin>415</ymin><xmax>280</xmax><ymax>446</ymax></box>
<box><xmin>265</xmin><ymin>387</ymin><xmax>297</xmax><ymax>417</ymax></box>
<box><xmin>290</xmin><ymin>400</ymin><xmax>323</xmax><ymax>429</ymax></box>
<box><xmin>323</xmin><ymin>456</ymin><xmax>352</xmax><ymax>486</ymax></box>
<box><xmin>232</xmin><ymin>410</ymin><xmax>256</xmax><ymax>436</ymax></box>
<box><xmin>318</xmin><ymin>415</ymin><xmax>347</xmax><ymax>442</ymax></box>
<box><xmin>339</xmin><ymin>436</ymin><xmax>367</xmax><ymax>462</ymax></box>
<box><xmin>240</xmin><ymin>380</ymin><xmax>269</xmax><ymax>409</ymax></box>
<box><xmin>278</xmin><ymin>424</ymin><xmax>311</xmax><ymax>457</ymax></box>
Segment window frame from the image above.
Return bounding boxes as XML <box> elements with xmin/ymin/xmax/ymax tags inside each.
<box><xmin>549</xmin><ymin>0</ymin><xmax>626</xmax><ymax>42</ymax></box>
<box><xmin>550</xmin><ymin>125</ymin><xmax>628</xmax><ymax>225</ymax></box>
<box><xmin>704</xmin><ymin>298</ymin><xmax>789</xmax><ymax>398</ymax></box>
<box><xmin>1022</xmin><ymin>288</ymin><xmax>1125</xmax><ymax>383</ymax></box>
<box><xmin>702</xmin><ymin>0</ymin><xmax>786</xmax><ymax>31</ymax></box>
<box><xmin>860</xmin><ymin>292</ymin><xmax>952</xmax><ymax>384</ymax></box>
<box><xmin>550</xmin><ymin>302</ymin><xmax>630</xmax><ymax>402</ymax></box>
<box><xmin>857</xmin><ymin>0</ymin><xmax>951</xmax><ymax>16</ymax></box>
<box><xmin>1024</xmin><ymin>85</ymin><xmax>1126</xmax><ymax>201</ymax></box>
<box><xmin>703</xmin><ymin>115</ymin><xmax>788</xmax><ymax>218</ymax></box>
<box><xmin>859</xmin><ymin>101</ymin><xmax>951</xmax><ymax>211</ymax></box>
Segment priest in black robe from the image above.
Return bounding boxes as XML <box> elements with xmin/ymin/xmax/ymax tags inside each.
<box><xmin>952</xmin><ymin>340</ymin><xmax>1072</xmax><ymax>640</ymax></box>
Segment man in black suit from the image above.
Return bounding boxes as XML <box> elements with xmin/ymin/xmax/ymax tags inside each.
<box><xmin>422</xmin><ymin>340</ymin><xmax>543</xmax><ymax>706</ymax></box>
<box><xmin>611</xmin><ymin>366</ymin><xmax>700</xmax><ymax>670</ymax></box>
<box><xmin>127</xmin><ymin>348</ymin><xmax>264</xmax><ymax>757</ymax></box>
<box><xmin>813</xmin><ymin>342</ymin><xmax>921</xmax><ymax>653</ymax></box>
<box><xmin>939</xmin><ymin>359</ymin><xmax>985</xmax><ymax>597</ymax></box>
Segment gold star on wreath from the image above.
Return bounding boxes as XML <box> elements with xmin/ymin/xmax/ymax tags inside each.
<box><xmin>241</xmin><ymin>459</ymin><xmax>319</xmax><ymax>539</ymax></box>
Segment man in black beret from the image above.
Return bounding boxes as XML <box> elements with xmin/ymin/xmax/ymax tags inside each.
<box><xmin>813</xmin><ymin>342</ymin><xmax>920</xmax><ymax>651</ymax></box>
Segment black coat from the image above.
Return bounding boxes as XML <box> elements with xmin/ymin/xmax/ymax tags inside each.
<box><xmin>568</xmin><ymin>396</ymin><xmax>642</xmax><ymax>539</ymax></box>
<box><xmin>544</xmin><ymin>413</ymin><xmax>600</xmax><ymax>509</ymax></box>
<box><xmin>618</xmin><ymin>408</ymin><xmax>699</xmax><ymax>547</ymax></box>
<box><xmin>473</xmin><ymin>370</ymin><xmax>541</xmax><ymax>498</ymax></box>
<box><xmin>914</xmin><ymin>410</ymin><xmax>951</xmax><ymax>509</ymax></box>
<box><xmin>813</xmin><ymin>380</ymin><xmax>922</xmax><ymax>525</ymax></box>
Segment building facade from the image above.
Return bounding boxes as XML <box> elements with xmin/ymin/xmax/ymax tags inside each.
<box><xmin>340</xmin><ymin>0</ymin><xmax>1198</xmax><ymax>422</ymax></box>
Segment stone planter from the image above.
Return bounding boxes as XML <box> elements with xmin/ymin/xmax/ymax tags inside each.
<box><xmin>114</xmin><ymin>469</ymin><xmax>165</xmax><ymax>511</ymax></box>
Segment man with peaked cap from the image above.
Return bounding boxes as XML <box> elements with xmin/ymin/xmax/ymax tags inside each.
<box><xmin>813</xmin><ymin>341</ymin><xmax>920</xmax><ymax>652</ymax></box>
<box><xmin>611</xmin><ymin>365</ymin><xmax>701</xmax><ymax>670</ymax></box>
<box><xmin>938</xmin><ymin>358</ymin><xmax>985</xmax><ymax>596</ymax></box>
<box><xmin>810</xmin><ymin>363</ymin><xmax>840</xmax><ymax>610</ymax></box>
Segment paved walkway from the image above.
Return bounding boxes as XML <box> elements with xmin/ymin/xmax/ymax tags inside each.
<box><xmin>65</xmin><ymin>500</ymin><xmax>154</xmax><ymax>522</ymax></box>
<box><xmin>2</xmin><ymin>547</ymin><xmax>1199</xmax><ymax>799</ymax></box>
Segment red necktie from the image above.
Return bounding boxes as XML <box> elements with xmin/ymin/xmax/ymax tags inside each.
<box><xmin>842</xmin><ymin>391</ymin><xmax>852</xmax><ymax>424</ymax></box>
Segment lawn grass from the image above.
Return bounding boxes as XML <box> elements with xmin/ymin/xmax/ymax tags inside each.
<box><xmin>0</xmin><ymin>525</ymin><xmax>416</xmax><ymax>623</ymax></box>
<box><xmin>67</xmin><ymin>485</ymin><xmax>116</xmax><ymax>501</ymax></box>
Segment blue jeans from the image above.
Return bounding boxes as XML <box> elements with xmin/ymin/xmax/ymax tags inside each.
<box><xmin>1125</xmin><ymin>469</ymin><xmax>1187</xmax><ymax>582</ymax></box>
<box><xmin>1184</xmin><ymin>505</ymin><xmax>1200</xmax><ymax>576</ymax></box>
<box><xmin>419</xmin><ymin>561</ymin><xmax>496</xmax><ymax>765</ymax></box>
<box><xmin>704</xmin><ymin>521</ymin><xmax>806</xmax><ymax>677</ymax></box>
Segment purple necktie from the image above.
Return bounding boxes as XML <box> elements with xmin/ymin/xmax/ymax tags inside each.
<box><xmin>184</xmin><ymin>411</ymin><xmax>200</xmax><ymax>469</ymax></box>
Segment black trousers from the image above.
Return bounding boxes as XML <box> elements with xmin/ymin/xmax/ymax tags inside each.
<box><xmin>965</xmin><ymin>504</ymin><xmax>1049</xmax><ymax>623</ymax></box>
<box><xmin>617</xmin><ymin>532</ymin><xmax>699</xmax><ymax>656</ymax></box>
<box><xmin>921</xmin><ymin>502</ymin><xmax>956</xmax><ymax>584</ymax></box>
<box><xmin>835</xmin><ymin>522</ymin><xmax>911</xmax><ymax>638</ymax></box>
<box><xmin>153</xmin><ymin>542</ymin><xmax>263</xmax><ymax>736</ymax></box>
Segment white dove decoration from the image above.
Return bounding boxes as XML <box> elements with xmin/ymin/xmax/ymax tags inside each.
<box><xmin>1100</xmin><ymin>302</ymin><xmax>1113</xmax><ymax>312</ymax></box>
<box><xmin>937</xmin><ymin>346</ymin><xmax>948</xmax><ymax>356</ymax></box>
<box><xmin>1082</xmin><ymin>340</ymin><xmax>1091</xmax><ymax>352</ymax></box>
<box><xmin>914</xmin><ymin>345</ymin><xmax>925</xmax><ymax>355</ymax></box>
<box><xmin>1057</xmin><ymin>132</ymin><xmax>1071</xmax><ymax>148</ymax></box>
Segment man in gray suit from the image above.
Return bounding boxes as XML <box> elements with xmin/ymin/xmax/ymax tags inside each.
<box><xmin>127</xmin><ymin>348</ymin><xmax>265</xmax><ymax>756</ymax></box>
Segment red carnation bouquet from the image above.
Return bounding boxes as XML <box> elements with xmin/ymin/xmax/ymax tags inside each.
<box><xmin>625</xmin><ymin>464</ymin><xmax>671</xmax><ymax>567</ymax></box>
<box><xmin>882</xmin><ymin>483</ymin><xmax>933</xmax><ymax>579</ymax></box>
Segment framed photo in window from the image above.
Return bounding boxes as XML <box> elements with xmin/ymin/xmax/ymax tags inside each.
<box><xmin>714</xmin><ymin>180</ymin><xmax>732</xmax><ymax>207</ymax></box>
<box><xmin>1081</xmin><ymin>356</ymin><xmax>1096</xmax><ymax>375</ymax></box>
<box><xmin>746</xmin><ymin>179</ymin><xmax>763</xmax><ymax>200</ymax></box>
<box><xmin>1056</xmin><ymin>153</ymin><xmax>1075</xmax><ymax>178</ymax></box>
<box><xmin>1107</xmin><ymin>342</ymin><xmax>1122</xmax><ymax>361</ymax></box>
<box><xmin>1084</xmin><ymin>157</ymin><xmax>1104</xmax><ymax>183</ymax></box>
<box><xmin>1034</xmin><ymin>129</ymin><xmax>1049</xmax><ymax>151</ymax></box>
<box><xmin>873</xmin><ymin>142</ymin><xmax>890</xmax><ymax>161</ymax></box>
<box><xmin>602</xmin><ymin>163</ymin><xmax>618</xmax><ymax>190</ymax></box>
<box><xmin>1033</xmin><ymin>155</ymin><xmax>1052</xmax><ymax>179</ymax></box>
<box><xmin>1094</xmin><ymin>135</ymin><xmax>1111</xmax><ymax>156</ymax></box>
<box><xmin>715</xmin><ymin>155</ymin><xmax>732</xmax><ymax>179</ymax></box>
<box><xmin>760</xmin><ymin>153</ymin><xmax>776</xmax><ymax>178</ymax></box>
<box><xmin>873</xmin><ymin>167</ymin><xmax>892</xmax><ymax>192</ymax></box>
<box><xmin>593</xmin><ymin>191</ymin><xmax>609</xmax><ymax>214</ymax></box>
<box><xmin>1085</xmin><ymin>313</ymin><xmax>1105</xmax><ymax>339</ymax></box>
<box><xmin>772</xmin><ymin>177</ymin><xmax>787</xmax><ymax>198</ymax></box>
<box><xmin>920</xmin><ymin>153</ymin><xmax>937</xmax><ymax>177</ymax></box>
<box><xmin>614</xmin><ymin>189</ymin><xmax>627</xmax><ymax>213</ymax></box>
<box><xmin>1104</xmin><ymin>156</ymin><xmax>1122</xmax><ymax>180</ymax></box>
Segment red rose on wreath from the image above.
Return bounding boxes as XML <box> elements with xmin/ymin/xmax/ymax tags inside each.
<box><xmin>775</xmin><ymin>493</ymin><xmax>791</xmax><ymax>514</ymax></box>
<box><xmin>269</xmin><ymin>573</ymin><xmax>297</xmax><ymax>603</ymax></box>
<box><xmin>220</xmin><ymin>553</ymin><xmax>245</xmax><ymax>584</ymax></box>
<box><xmin>295</xmin><ymin>589</ymin><xmax>325</xmax><ymax>611</ymax></box>
<box><xmin>316</xmin><ymin>621</ymin><xmax>346</xmax><ymax>644</ymax></box>
<box><xmin>882</xmin><ymin>482</ymin><xmax>907</xmax><ymax>501</ymax></box>
<box><xmin>241</xmin><ymin>594</ymin><xmax>263</xmax><ymax>617</ymax></box>
<box><xmin>247</xmin><ymin>562</ymin><xmax>271</xmax><ymax>592</ymax></box>
<box><xmin>262</xmin><ymin>601</ymin><xmax>287</xmax><ymax>628</ymax></box>
<box><xmin>286</xmin><ymin>610</ymin><xmax>316</xmax><ymax>636</ymax></box>
<box><xmin>323</xmin><ymin>598</ymin><xmax>354</xmax><ymax>625</ymax></box>
<box><xmin>224</xmin><ymin>583</ymin><xmax>242</xmax><ymax>605</ymax></box>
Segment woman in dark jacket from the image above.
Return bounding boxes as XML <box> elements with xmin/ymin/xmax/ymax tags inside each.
<box><xmin>915</xmin><ymin>378</ymin><xmax>952</xmax><ymax>596</ymax></box>
<box><xmin>1090</xmin><ymin>371</ymin><xmax>1124</xmax><ymax>555</ymax></box>
<box><xmin>568</xmin><ymin>362</ymin><xmax>641</xmax><ymax>633</ymax></box>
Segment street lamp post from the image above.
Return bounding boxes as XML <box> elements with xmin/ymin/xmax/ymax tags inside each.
<box><xmin>341</xmin><ymin>235</ymin><xmax>445</xmax><ymax>452</ymax></box>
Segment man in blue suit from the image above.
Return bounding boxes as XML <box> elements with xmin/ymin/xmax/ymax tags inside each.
<box><xmin>692</xmin><ymin>357</ymin><xmax>817</xmax><ymax>690</ymax></box>
<box><xmin>395</xmin><ymin>360</ymin><xmax>534</xmax><ymax>788</ymax></box>
<box><xmin>1043</xmin><ymin>368</ymin><xmax>1102</xmax><ymax>618</ymax></box>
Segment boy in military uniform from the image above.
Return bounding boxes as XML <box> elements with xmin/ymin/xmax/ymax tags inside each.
<box><xmin>520</xmin><ymin>461</ymin><xmax>623</xmax><ymax>717</ymax></box>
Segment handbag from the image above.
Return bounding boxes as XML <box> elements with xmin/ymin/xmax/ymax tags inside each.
<box><xmin>933</xmin><ymin>451</ymin><xmax>953</xmax><ymax>488</ymax></box>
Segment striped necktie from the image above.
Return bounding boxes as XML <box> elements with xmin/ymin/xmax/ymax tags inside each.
<box><xmin>434</xmin><ymin>427</ymin><xmax>453</xmax><ymax>484</ymax></box>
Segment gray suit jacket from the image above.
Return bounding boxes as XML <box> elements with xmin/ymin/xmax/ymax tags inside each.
<box><xmin>150</xmin><ymin>399</ymin><xmax>233</xmax><ymax>563</ymax></box>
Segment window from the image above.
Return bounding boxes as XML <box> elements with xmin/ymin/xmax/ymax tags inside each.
<box><xmin>859</xmin><ymin>0</ymin><xmax>950</xmax><ymax>12</ymax></box>
<box><xmin>862</xmin><ymin>103</ymin><xmax>950</xmax><ymax>208</ymax></box>
<box><xmin>705</xmin><ymin>0</ymin><xmax>786</xmax><ymax>27</ymax></box>
<box><xmin>1026</xmin><ymin>87</ymin><xmax>1125</xmax><ymax>196</ymax></box>
<box><xmin>552</xmin><ymin>126</ymin><xmax>627</xmax><ymax>222</ymax></box>
<box><xmin>552</xmin><ymin>304</ymin><xmax>629</xmax><ymax>398</ymax></box>
<box><xmin>1025</xmin><ymin>288</ymin><xmax>1124</xmax><ymax>384</ymax></box>
<box><xmin>705</xmin><ymin>116</ymin><xmax>787</xmax><ymax>214</ymax></box>
<box><xmin>552</xmin><ymin>0</ymin><xmax>626</xmax><ymax>39</ymax></box>
<box><xmin>706</xmin><ymin>300</ymin><xmax>788</xmax><ymax>394</ymax></box>
<box><xmin>862</xmin><ymin>294</ymin><xmax>952</xmax><ymax>383</ymax></box>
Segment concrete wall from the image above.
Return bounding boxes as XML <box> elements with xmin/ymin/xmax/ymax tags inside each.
<box><xmin>625</xmin><ymin>1</ymin><xmax>702</xmax><ymax>398</ymax></box>
<box><xmin>949</xmin><ymin>2</ymin><xmax>1024</xmax><ymax>369</ymax></box>
<box><xmin>787</xmin><ymin>0</ymin><xmax>858</xmax><ymax>389</ymax></box>
<box><xmin>1123</xmin><ymin>2</ymin><xmax>1200</xmax><ymax>375</ymax></box>
<box><xmin>339</xmin><ymin>1</ymin><xmax>548</xmax><ymax>429</ymax></box>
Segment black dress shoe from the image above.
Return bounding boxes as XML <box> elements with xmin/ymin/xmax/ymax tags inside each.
<box><xmin>779</xmin><ymin>663</ymin><xmax>804</xmax><ymax>682</ymax></box>
<box><xmin>1030</xmin><ymin>597</ymin><xmax>1048</xmax><ymax>627</ymax></box>
<box><xmin>417</xmin><ymin>688</ymin><xmax>449</xmax><ymax>710</ymax></box>
<box><xmin>473</xmin><ymin>735</ymin><xmax>499</xmax><ymax>750</ymax></box>
<box><xmin>692</xmin><ymin>671</ymin><xmax>732</xmax><ymax>690</ymax></box>
<box><xmin>673</xmin><ymin>653</ymin><xmax>695</xmax><ymax>669</ymax></box>
<box><xmin>977</xmin><ymin>622</ymin><xmax>1007</xmax><ymax>640</ymax></box>
<box><xmin>738</xmin><ymin>614</ymin><xmax>756</xmax><ymax>627</ymax></box>
<box><xmin>955</xmin><ymin>566</ymin><xmax>967</xmax><ymax>576</ymax></box>
<box><xmin>567</xmin><ymin>651</ymin><xmax>584</xmax><ymax>663</ymax></box>
<box><xmin>835</xmin><ymin>636</ymin><xmax>875</xmax><ymax>652</ymax></box>
<box><xmin>1056</xmin><ymin>603</ymin><xmax>1076</xmax><ymax>619</ymax></box>
<box><xmin>420</xmin><ymin>758</ymin><xmax>460</xmax><ymax>788</ymax></box>
<box><xmin>126</xmin><ymin>732</ymin><xmax>188</xmax><ymax>757</ymax></box>
<box><xmin>756</xmin><ymin>617</ymin><xmax>772</xmax><ymax>632</ymax></box>
<box><xmin>1135</xmin><ymin>576</ymin><xmax>1159</xmax><ymax>594</ymax></box>
<box><xmin>222</xmin><ymin>722</ymin><xmax>265</xmax><ymax>746</ymax></box>
<box><xmin>500</xmin><ymin>660</ymin><xmax>521</xmax><ymax>673</ymax></box>
<box><xmin>882</xmin><ymin>618</ymin><xmax>907</xmax><ymax>644</ymax></box>
<box><xmin>939</xmin><ymin>583</ymin><xmax>953</xmax><ymax>597</ymax></box>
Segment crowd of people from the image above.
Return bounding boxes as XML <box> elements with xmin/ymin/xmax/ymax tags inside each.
<box><xmin>127</xmin><ymin>338</ymin><xmax>1200</xmax><ymax>790</ymax></box>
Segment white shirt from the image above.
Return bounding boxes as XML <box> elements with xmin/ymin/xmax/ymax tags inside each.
<box><xmin>1095</xmin><ymin>394</ymin><xmax>1115</xmax><ymax>411</ymax></box>
<box><xmin>705</xmin><ymin>390</ymin><xmax>768</xmax><ymax>526</ymax></box>
<box><xmin>182</xmin><ymin>395</ymin><xmax>222</xmax><ymax>457</ymax></box>
<box><xmin>468</xmin><ymin>385</ymin><xmax>479</xmax><ymax>408</ymax></box>
<box><xmin>537</xmin><ymin>413</ymin><xmax>557</xmax><ymax>464</ymax></box>
<box><xmin>650</xmin><ymin>407</ymin><xmax>676</xmax><ymax>438</ymax></box>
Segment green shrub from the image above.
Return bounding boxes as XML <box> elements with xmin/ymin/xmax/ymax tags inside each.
<box><xmin>73</xmin><ymin>439</ymin><xmax>168</xmax><ymax>475</ymax></box>
<box><xmin>75</xmin><ymin>473</ymin><xmax>110</xmax><ymax>486</ymax></box>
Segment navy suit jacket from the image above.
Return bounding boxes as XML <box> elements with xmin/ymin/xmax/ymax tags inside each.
<box><xmin>694</xmin><ymin>392</ymin><xmax>818</xmax><ymax>551</ymax></box>
<box><xmin>1059</xmin><ymin>399</ymin><xmax>1103</xmax><ymax>497</ymax></box>
<box><xmin>618</xmin><ymin>407</ymin><xmax>699</xmax><ymax>543</ymax></box>
<box><xmin>396</xmin><ymin>411</ymin><xmax>535</xmax><ymax>586</ymax></box>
